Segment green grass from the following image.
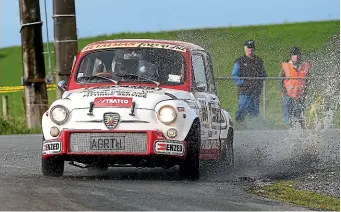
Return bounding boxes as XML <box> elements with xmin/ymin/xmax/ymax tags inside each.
<box><xmin>0</xmin><ymin>116</ymin><xmax>41</xmax><ymax>135</ymax></box>
<box><xmin>248</xmin><ymin>180</ymin><xmax>340</xmax><ymax>211</ymax></box>
<box><xmin>0</xmin><ymin>20</ymin><xmax>339</xmax><ymax>132</ymax></box>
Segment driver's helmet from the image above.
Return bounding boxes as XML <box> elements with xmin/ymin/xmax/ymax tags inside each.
<box><xmin>112</xmin><ymin>49</ymin><xmax>140</xmax><ymax>74</ymax></box>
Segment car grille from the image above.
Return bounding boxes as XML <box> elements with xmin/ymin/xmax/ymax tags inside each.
<box><xmin>69</xmin><ymin>132</ymin><xmax>147</xmax><ymax>153</ymax></box>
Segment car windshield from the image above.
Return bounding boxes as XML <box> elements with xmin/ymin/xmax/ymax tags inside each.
<box><xmin>75</xmin><ymin>48</ymin><xmax>186</xmax><ymax>85</ymax></box>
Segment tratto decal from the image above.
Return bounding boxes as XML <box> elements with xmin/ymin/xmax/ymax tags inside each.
<box><xmin>94</xmin><ymin>96</ymin><xmax>133</xmax><ymax>108</ymax></box>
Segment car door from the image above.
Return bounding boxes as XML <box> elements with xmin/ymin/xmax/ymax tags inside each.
<box><xmin>191</xmin><ymin>51</ymin><xmax>219</xmax><ymax>151</ymax></box>
<box><xmin>202</xmin><ymin>51</ymin><xmax>221</xmax><ymax>147</ymax></box>
<box><xmin>191</xmin><ymin>53</ymin><xmax>210</xmax><ymax>143</ymax></box>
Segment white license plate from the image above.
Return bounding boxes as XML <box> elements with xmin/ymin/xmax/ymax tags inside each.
<box><xmin>89</xmin><ymin>136</ymin><xmax>125</xmax><ymax>150</ymax></box>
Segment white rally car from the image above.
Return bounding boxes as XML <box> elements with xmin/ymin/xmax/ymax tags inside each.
<box><xmin>41</xmin><ymin>39</ymin><xmax>234</xmax><ymax>180</ymax></box>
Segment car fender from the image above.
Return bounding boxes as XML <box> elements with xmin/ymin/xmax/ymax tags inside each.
<box><xmin>41</xmin><ymin>98</ymin><xmax>73</xmax><ymax>140</ymax></box>
<box><xmin>219</xmin><ymin>109</ymin><xmax>234</xmax><ymax>140</ymax></box>
<box><xmin>154</xmin><ymin>99</ymin><xmax>199</xmax><ymax>141</ymax></box>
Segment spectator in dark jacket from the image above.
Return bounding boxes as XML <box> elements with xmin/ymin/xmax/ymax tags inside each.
<box><xmin>232</xmin><ymin>40</ymin><xmax>267</xmax><ymax>122</ymax></box>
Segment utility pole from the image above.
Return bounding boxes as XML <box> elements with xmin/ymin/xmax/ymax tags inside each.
<box><xmin>19</xmin><ymin>0</ymin><xmax>49</xmax><ymax>129</ymax></box>
<box><xmin>53</xmin><ymin>0</ymin><xmax>78</xmax><ymax>98</ymax></box>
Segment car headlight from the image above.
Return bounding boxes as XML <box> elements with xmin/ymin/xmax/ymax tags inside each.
<box><xmin>157</xmin><ymin>105</ymin><xmax>177</xmax><ymax>125</ymax></box>
<box><xmin>50</xmin><ymin>105</ymin><xmax>69</xmax><ymax>125</ymax></box>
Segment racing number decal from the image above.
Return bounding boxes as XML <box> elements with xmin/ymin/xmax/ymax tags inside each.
<box><xmin>210</xmin><ymin>105</ymin><xmax>220</xmax><ymax>123</ymax></box>
<box><xmin>208</xmin><ymin>102</ymin><xmax>221</xmax><ymax>139</ymax></box>
<box><xmin>198</xmin><ymin>99</ymin><xmax>208</xmax><ymax>123</ymax></box>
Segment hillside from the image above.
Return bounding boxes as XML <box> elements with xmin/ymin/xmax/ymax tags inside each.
<box><xmin>0</xmin><ymin>20</ymin><xmax>339</xmax><ymax>128</ymax></box>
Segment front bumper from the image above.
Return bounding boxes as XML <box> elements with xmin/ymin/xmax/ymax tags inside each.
<box><xmin>42</xmin><ymin>129</ymin><xmax>186</xmax><ymax>160</ymax></box>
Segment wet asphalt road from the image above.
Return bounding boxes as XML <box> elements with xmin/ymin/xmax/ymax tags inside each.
<box><xmin>0</xmin><ymin>129</ymin><xmax>338</xmax><ymax>211</ymax></box>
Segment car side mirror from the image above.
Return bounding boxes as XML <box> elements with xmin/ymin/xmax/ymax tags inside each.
<box><xmin>195</xmin><ymin>82</ymin><xmax>206</xmax><ymax>92</ymax></box>
<box><xmin>57</xmin><ymin>80</ymin><xmax>68</xmax><ymax>92</ymax></box>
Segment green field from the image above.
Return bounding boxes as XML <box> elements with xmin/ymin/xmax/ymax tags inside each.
<box><xmin>0</xmin><ymin>20</ymin><xmax>339</xmax><ymax>130</ymax></box>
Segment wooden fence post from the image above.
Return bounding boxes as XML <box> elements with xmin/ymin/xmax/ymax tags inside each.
<box><xmin>2</xmin><ymin>95</ymin><xmax>9</xmax><ymax>120</ymax></box>
<box><xmin>22</xmin><ymin>95</ymin><xmax>27</xmax><ymax>123</ymax></box>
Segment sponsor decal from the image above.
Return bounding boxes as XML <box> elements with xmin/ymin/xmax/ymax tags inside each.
<box><xmin>154</xmin><ymin>141</ymin><xmax>184</xmax><ymax>156</ymax></box>
<box><xmin>81</xmin><ymin>42</ymin><xmax>187</xmax><ymax>53</ymax></box>
<box><xmin>168</xmin><ymin>74</ymin><xmax>182</xmax><ymax>82</ymax></box>
<box><xmin>82</xmin><ymin>89</ymin><xmax>154</xmax><ymax>98</ymax></box>
<box><xmin>200</xmin><ymin>139</ymin><xmax>219</xmax><ymax>150</ymax></box>
<box><xmin>42</xmin><ymin>141</ymin><xmax>61</xmax><ymax>154</ymax></box>
<box><xmin>94</xmin><ymin>96</ymin><xmax>132</xmax><ymax>107</ymax></box>
<box><xmin>177</xmin><ymin>107</ymin><xmax>185</xmax><ymax>112</ymax></box>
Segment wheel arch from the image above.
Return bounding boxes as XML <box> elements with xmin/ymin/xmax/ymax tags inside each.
<box><xmin>184</xmin><ymin>117</ymin><xmax>201</xmax><ymax>142</ymax></box>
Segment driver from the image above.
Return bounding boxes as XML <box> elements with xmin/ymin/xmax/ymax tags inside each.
<box><xmin>111</xmin><ymin>50</ymin><xmax>137</xmax><ymax>74</ymax></box>
<box><xmin>110</xmin><ymin>49</ymin><xmax>158</xmax><ymax>81</ymax></box>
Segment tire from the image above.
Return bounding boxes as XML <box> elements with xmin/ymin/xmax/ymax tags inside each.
<box><xmin>179</xmin><ymin>120</ymin><xmax>201</xmax><ymax>180</ymax></box>
<box><xmin>41</xmin><ymin>136</ymin><xmax>64</xmax><ymax>177</ymax></box>
<box><xmin>42</xmin><ymin>156</ymin><xmax>64</xmax><ymax>177</ymax></box>
<box><xmin>221</xmin><ymin>128</ymin><xmax>234</xmax><ymax>168</ymax></box>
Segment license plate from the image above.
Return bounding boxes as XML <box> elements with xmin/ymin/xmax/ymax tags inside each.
<box><xmin>90</xmin><ymin>136</ymin><xmax>125</xmax><ymax>150</ymax></box>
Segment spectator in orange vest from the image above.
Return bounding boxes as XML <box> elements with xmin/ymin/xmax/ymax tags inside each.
<box><xmin>279</xmin><ymin>47</ymin><xmax>311</xmax><ymax>128</ymax></box>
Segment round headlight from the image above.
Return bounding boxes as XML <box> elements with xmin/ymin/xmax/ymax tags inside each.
<box><xmin>157</xmin><ymin>105</ymin><xmax>177</xmax><ymax>125</ymax></box>
<box><xmin>50</xmin><ymin>105</ymin><xmax>69</xmax><ymax>125</ymax></box>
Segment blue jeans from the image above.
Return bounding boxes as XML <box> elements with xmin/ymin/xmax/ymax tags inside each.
<box><xmin>282</xmin><ymin>93</ymin><xmax>305</xmax><ymax>126</ymax></box>
<box><xmin>235</xmin><ymin>94</ymin><xmax>260</xmax><ymax>122</ymax></box>
<box><xmin>282</xmin><ymin>94</ymin><xmax>291</xmax><ymax>125</ymax></box>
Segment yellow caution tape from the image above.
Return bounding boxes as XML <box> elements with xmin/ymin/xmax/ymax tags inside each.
<box><xmin>0</xmin><ymin>84</ymin><xmax>56</xmax><ymax>93</ymax></box>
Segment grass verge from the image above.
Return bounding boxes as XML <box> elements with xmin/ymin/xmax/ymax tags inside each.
<box><xmin>248</xmin><ymin>180</ymin><xmax>340</xmax><ymax>211</ymax></box>
<box><xmin>0</xmin><ymin>117</ymin><xmax>41</xmax><ymax>135</ymax></box>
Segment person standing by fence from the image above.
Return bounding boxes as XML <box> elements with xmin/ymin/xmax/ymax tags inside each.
<box><xmin>232</xmin><ymin>40</ymin><xmax>267</xmax><ymax>122</ymax></box>
<box><xmin>279</xmin><ymin>47</ymin><xmax>311</xmax><ymax>128</ymax></box>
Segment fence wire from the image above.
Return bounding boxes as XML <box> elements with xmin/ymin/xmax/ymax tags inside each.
<box><xmin>0</xmin><ymin>76</ymin><xmax>339</xmax><ymax>129</ymax></box>
<box><xmin>216</xmin><ymin>76</ymin><xmax>339</xmax><ymax>129</ymax></box>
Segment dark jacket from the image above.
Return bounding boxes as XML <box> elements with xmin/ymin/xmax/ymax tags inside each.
<box><xmin>232</xmin><ymin>55</ymin><xmax>267</xmax><ymax>95</ymax></box>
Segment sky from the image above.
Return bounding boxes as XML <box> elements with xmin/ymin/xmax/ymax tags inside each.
<box><xmin>1</xmin><ymin>0</ymin><xmax>340</xmax><ymax>48</ymax></box>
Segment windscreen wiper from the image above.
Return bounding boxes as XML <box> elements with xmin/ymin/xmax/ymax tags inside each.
<box><xmin>116</xmin><ymin>73</ymin><xmax>160</xmax><ymax>88</ymax></box>
<box><xmin>79</xmin><ymin>75</ymin><xmax>118</xmax><ymax>84</ymax></box>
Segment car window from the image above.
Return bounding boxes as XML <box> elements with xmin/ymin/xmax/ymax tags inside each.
<box><xmin>75</xmin><ymin>48</ymin><xmax>186</xmax><ymax>85</ymax></box>
<box><xmin>203</xmin><ymin>52</ymin><xmax>217</xmax><ymax>94</ymax></box>
<box><xmin>192</xmin><ymin>54</ymin><xmax>207</xmax><ymax>91</ymax></box>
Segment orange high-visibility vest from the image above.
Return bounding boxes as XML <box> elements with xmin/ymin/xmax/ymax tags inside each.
<box><xmin>281</xmin><ymin>62</ymin><xmax>310</xmax><ymax>98</ymax></box>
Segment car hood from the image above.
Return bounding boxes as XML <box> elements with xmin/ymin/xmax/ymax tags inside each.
<box><xmin>60</xmin><ymin>86</ymin><xmax>195</xmax><ymax>110</ymax></box>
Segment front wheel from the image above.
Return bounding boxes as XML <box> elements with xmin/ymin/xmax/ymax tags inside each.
<box><xmin>221</xmin><ymin>129</ymin><xmax>234</xmax><ymax>168</ymax></box>
<box><xmin>179</xmin><ymin>120</ymin><xmax>201</xmax><ymax>180</ymax></box>
<box><xmin>42</xmin><ymin>156</ymin><xmax>64</xmax><ymax>177</ymax></box>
